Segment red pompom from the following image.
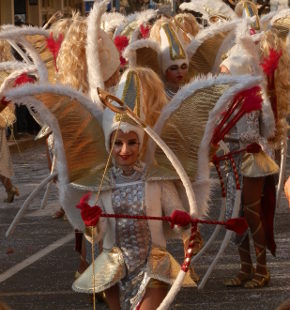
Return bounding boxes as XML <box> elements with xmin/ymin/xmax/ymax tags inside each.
<box><xmin>76</xmin><ymin>193</ymin><xmax>102</xmax><ymax>227</ymax></box>
<box><xmin>261</xmin><ymin>48</ymin><xmax>282</xmax><ymax>77</ymax></box>
<box><xmin>225</xmin><ymin>217</ymin><xmax>248</xmax><ymax>235</ymax></box>
<box><xmin>170</xmin><ymin>210</ymin><xmax>191</xmax><ymax>228</ymax></box>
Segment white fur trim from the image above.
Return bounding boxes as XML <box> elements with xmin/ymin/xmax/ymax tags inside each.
<box><xmin>0</xmin><ymin>61</ymin><xmax>34</xmax><ymax>72</ymax></box>
<box><xmin>260</xmin><ymin>86</ymin><xmax>275</xmax><ymax>139</ymax></box>
<box><xmin>136</xmin><ymin>9</ymin><xmax>157</xmax><ymax>24</ymax></box>
<box><xmin>101</xmin><ymin>12</ymin><xmax>126</xmax><ymax>33</ymax></box>
<box><xmin>3</xmin><ymin>83</ymin><xmax>103</xmax><ymax>123</ymax></box>
<box><xmin>260</xmin><ymin>11</ymin><xmax>276</xmax><ymax>25</ymax></box>
<box><xmin>212</xmin><ymin>29</ymin><xmax>236</xmax><ymax>74</ymax></box>
<box><xmin>86</xmin><ymin>0</ymin><xmax>107</xmax><ymax>102</ymax></box>
<box><xmin>7</xmin><ymin>39</ymin><xmax>33</xmax><ymax>64</ymax></box>
<box><xmin>18</xmin><ymin>38</ymin><xmax>48</xmax><ymax>82</ymax></box>
<box><xmin>186</xmin><ymin>19</ymin><xmax>239</xmax><ymax>59</ymax></box>
<box><xmin>179</xmin><ymin>0</ymin><xmax>237</xmax><ymax>20</ymax></box>
<box><xmin>0</xmin><ymin>25</ymin><xmax>49</xmax><ymax>40</ymax></box>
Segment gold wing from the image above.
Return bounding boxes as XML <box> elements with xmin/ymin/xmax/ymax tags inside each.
<box><xmin>186</xmin><ymin>21</ymin><xmax>237</xmax><ymax>79</ymax></box>
<box><xmin>148</xmin><ymin>82</ymin><xmax>231</xmax><ymax>181</ymax></box>
<box><xmin>135</xmin><ymin>46</ymin><xmax>161</xmax><ymax>77</ymax></box>
<box><xmin>35</xmin><ymin>92</ymin><xmax>107</xmax><ymax>183</ymax></box>
<box><xmin>124</xmin><ymin>40</ymin><xmax>161</xmax><ymax>77</ymax></box>
<box><xmin>25</xmin><ymin>34</ymin><xmax>56</xmax><ymax>83</ymax></box>
<box><xmin>188</xmin><ymin>33</ymin><xmax>230</xmax><ymax>77</ymax></box>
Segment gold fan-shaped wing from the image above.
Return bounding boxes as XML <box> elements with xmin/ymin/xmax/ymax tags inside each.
<box><xmin>25</xmin><ymin>34</ymin><xmax>56</xmax><ymax>83</ymax></box>
<box><xmin>188</xmin><ymin>31</ymin><xmax>230</xmax><ymax>78</ymax></box>
<box><xmin>149</xmin><ymin>83</ymin><xmax>231</xmax><ymax>181</ymax></box>
<box><xmin>135</xmin><ymin>46</ymin><xmax>161</xmax><ymax>77</ymax></box>
<box><xmin>36</xmin><ymin>93</ymin><xmax>107</xmax><ymax>183</ymax></box>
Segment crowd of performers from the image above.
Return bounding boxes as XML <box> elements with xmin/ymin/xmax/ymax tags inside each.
<box><xmin>0</xmin><ymin>0</ymin><xmax>289</xmax><ymax>309</ymax></box>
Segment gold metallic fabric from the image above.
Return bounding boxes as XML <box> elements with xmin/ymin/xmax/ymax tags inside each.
<box><xmin>73</xmin><ymin>247</ymin><xmax>126</xmax><ymax>293</ymax></box>
<box><xmin>161</xmin><ymin>23</ymin><xmax>186</xmax><ymax>61</ymax></box>
<box><xmin>241</xmin><ymin>151</ymin><xmax>279</xmax><ymax>177</ymax></box>
<box><xmin>0</xmin><ymin>104</ymin><xmax>15</xmax><ymax>128</ymax></box>
<box><xmin>147</xmin><ymin>246</ymin><xmax>196</xmax><ymax>287</ymax></box>
<box><xmin>154</xmin><ymin>84</ymin><xmax>230</xmax><ymax>181</ymax></box>
<box><xmin>25</xmin><ymin>34</ymin><xmax>56</xmax><ymax>83</ymax></box>
<box><xmin>188</xmin><ymin>32</ymin><xmax>229</xmax><ymax>78</ymax></box>
<box><xmin>136</xmin><ymin>47</ymin><xmax>161</xmax><ymax>77</ymax></box>
<box><xmin>36</xmin><ymin>93</ymin><xmax>107</xmax><ymax>182</ymax></box>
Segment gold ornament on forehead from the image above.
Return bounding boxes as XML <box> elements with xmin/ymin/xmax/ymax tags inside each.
<box><xmin>162</xmin><ymin>23</ymin><xmax>186</xmax><ymax>61</ymax></box>
<box><xmin>114</xmin><ymin>71</ymin><xmax>141</xmax><ymax>126</ymax></box>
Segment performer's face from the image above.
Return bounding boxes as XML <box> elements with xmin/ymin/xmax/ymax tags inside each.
<box><xmin>165</xmin><ymin>63</ymin><xmax>188</xmax><ymax>85</ymax></box>
<box><xmin>111</xmin><ymin>130</ymin><xmax>139</xmax><ymax>168</ymax></box>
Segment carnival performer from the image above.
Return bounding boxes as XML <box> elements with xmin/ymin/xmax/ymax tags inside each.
<box><xmin>150</xmin><ymin>20</ymin><xmax>189</xmax><ymax>99</ymax></box>
<box><xmin>220</xmin><ymin>41</ymin><xmax>279</xmax><ymax>288</ymax></box>
<box><xmin>51</xmin><ymin>5</ymin><xmax>121</xmax><ymax>277</ymax></box>
<box><xmin>72</xmin><ymin>67</ymin><xmax>196</xmax><ymax>310</ymax></box>
<box><xmin>0</xmin><ymin>103</ymin><xmax>19</xmax><ymax>203</ymax></box>
<box><xmin>0</xmin><ymin>40</ymin><xmax>19</xmax><ymax>203</ymax></box>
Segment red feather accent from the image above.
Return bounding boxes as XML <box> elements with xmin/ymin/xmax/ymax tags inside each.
<box><xmin>114</xmin><ymin>35</ymin><xmax>129</xmax><ymax>66</ymax></box>
<box><xmin>212</xmin><ymin>86</ymin><xmax>262</xmax><ymax>145</ymax></box>
<box><xmin>45</xmin><ymin>32</ymin><xmax>63</xmax><ymax>70</ymax></box>
<box><xmin>225</xmin><ymin>218</ymin><xmax>248</xmax><ymax>235</ymax></box>
<box><xmin>140</xmin><ymin>24</ymin><xmax>150</xmax><ymax>39</ymax></box>
<box><xmin>260</xmin><ymin>48</ymin><xmax>282</xmax><ymax>77</ymax></box>
<box><xmin>76</xmin><ymin>193</ymin><xmax>102</xmax><ymax>227</ymax></box>
<box><xmin>13</xmin><ymin>73</ymin><xmax>35</xmax><ymax>86</ymax></box>
<box><xmin>114</xmin><ymin>35</ymin><xmax>129</xmax><ymax>52</ymax></box>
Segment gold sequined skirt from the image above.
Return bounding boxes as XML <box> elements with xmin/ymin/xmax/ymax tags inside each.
<box><xmin>241</xmin><ymin>151</ymin><xmax>279</xmax><ymax>178</ymax></box>
<box><xmin>72</xmin><ymin>245</ymin><xmax>196</xmax><ymax>294</ymax></box>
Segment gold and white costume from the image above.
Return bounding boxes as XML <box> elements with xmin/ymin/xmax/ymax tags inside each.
<box><xmin>72</xmin><ymin>168</ymin><xmax>195</xmax><ymax>309</ymax></box>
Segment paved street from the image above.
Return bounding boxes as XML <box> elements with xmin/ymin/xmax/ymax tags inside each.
<box><xmin>0</xmin><ymin>140</ymin><xmax>289</xmax><ymax>310</ymax></box>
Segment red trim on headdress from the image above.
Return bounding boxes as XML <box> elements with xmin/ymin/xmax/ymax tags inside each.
<box><xmin>45</xmin><ymin>32</ymin><xmax>63</xmax><ymax>71</ymax></box>
<box><xmin>140</xmin><ymin>24</ymin><xmax>150</xmax><ymax>39</ymax></box>
<box><xmin>114</xmin><ymin>35</ymin><xmax>129</xmax><ymax>66</ymax></box>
